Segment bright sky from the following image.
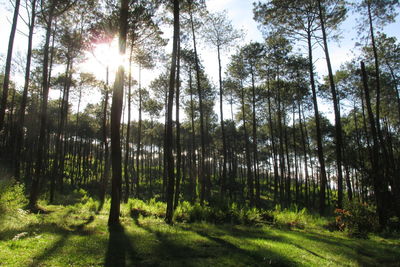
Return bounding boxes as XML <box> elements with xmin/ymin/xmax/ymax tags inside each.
<box><xmin>0</xmin><ymin>0</ymin><xmax>399</xmax><ymax>121</ymax></box>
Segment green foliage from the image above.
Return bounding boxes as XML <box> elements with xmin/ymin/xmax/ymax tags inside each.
<box><xmin>272</xmin><ymin>204</ymin><xmax>327</xmax><ymax>230</ymax></box>
<box><xmin>128</xmin><ymin>198</ymin><xmax>166</xmax><ymax>219</ymax></box>
<box><xmin>0</xmin><ymin>179</ymin><xmax>27</xmax><ymax>214</ymax></box>
<box><xmin>0</xmin><ymin>179</ymin><xmax>29</xmax><ymax>226</ymax></box>
<box><xmin>128</xmin><ymin>199</ymin><xmax>274</xmax><ymax>225</ymax></box>
<box><xmin>334</xmin><ymin>201</ymin><xmax>379</xmax><ymax>238</ymax></box>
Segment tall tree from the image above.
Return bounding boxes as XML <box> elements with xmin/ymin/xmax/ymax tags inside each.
<box><xmin>254</xmin><ymin>0</ymin><xmax>330</xmax><ymax>214</ymax></box>
<box><xmin>201</xmin><ymin>11</ymin><xmax>241</xmax><ymax>198</ymax></box>
<box><xmin>0</xmin><ymin>0</ymin><xmax>20</xmax><ymax>132</ymax></box>
<box><xmin>317</xmin><ymin>0</ymin><xmax>346</xmax><ymax>209</ymax></box>
<box><xmin>242</xmin><ymin>42</ymin><xmax>264</xmax><ymax>205</ymax></box>
<box><xmin>108</xmin><ymin>0</ymin><xmax>129</xmax><ymax>227</ymax></box>
<box><xmin>29</xmin><ymin>0</ymin><xmax>75</xmax><ymax>210</ymax></box>
<box><xmin>14</xmin><ymin>0</ymin><xmax>37</xmax><ymax>179</ymax></box>
<box><xmin>165</xmin><ymin>0</ymin><xmax>180</xmax><ymax>225</ymax></box>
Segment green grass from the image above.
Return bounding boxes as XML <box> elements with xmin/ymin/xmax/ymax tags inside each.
<box><xmin>1</xmin><ymin>184</ymin><xmax>400</xmax><ymax>266</ymax></box>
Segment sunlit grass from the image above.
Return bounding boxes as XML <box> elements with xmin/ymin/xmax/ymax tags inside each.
<box><xmin>1</xmin><ymin>182</ymin><xmax>400</xmax><ymax>266</ymax></box>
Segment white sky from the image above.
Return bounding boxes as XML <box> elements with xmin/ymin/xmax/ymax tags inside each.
<box><xmin>0</xmin><ymin>0</ymin><xmax>399</xmax><ymax>122</ymax></box>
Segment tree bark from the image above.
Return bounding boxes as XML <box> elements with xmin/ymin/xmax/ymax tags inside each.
<box><xmin>108</xmin><ymin>0</ymin><xmax>129</xmax><ymax>227</ymax></box>
<box><xmin>306</xmin><ymin>25</ymin><xmax>327</xmax><ymax>215</ymax></box>
<box><xmin>14</xmin><ymin>0</ymin><xmax>36</xmax><ymax>179</ymax></box>
<box><xmin>0</xmin><ymin>0</ymin><xmax>20</xmax><ymax>132</ymax></box>
<box><xmin>28</xmin><ymin>3</ymin><xmax>55</xmax><ymax>210</ymax></box>
<box><xmin>165</xmin><ymin>0</ymin><xmax>179</xmax><ymax>225</ymax></box>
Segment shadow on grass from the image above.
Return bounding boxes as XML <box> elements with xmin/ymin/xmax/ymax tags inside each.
<box><xmin>191</xmin><ymin>226</ymin><xmax>295</xmax><ymax>266</ymax></box>
<box><xmin>294</xmin><ymin>230</ymin><xmax>400</xmax><ymax>266</ymax></box>
<box><xmin>105</xmin><ymin>223</ymin><xmax>142</xmax><ymax>267</ymax></box>
<box><xmin>130</xmin><ymin>217</ymin><xmax>295</xmax><ymax>266</ymax></box>
<box><xmin>28</xmin><ymin>215</ymin><xmax>96</xmax><ymax>267</ymax></box>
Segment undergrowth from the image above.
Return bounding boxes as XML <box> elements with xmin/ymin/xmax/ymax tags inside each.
<box><xmin>128</xmin><ymin>198</ymin><xmax>328</xmax><ymax>230</ymax></box>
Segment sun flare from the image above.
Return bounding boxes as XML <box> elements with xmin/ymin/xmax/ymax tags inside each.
<box><xmin>82</xmin><ymin>38</ymin><xmax>129</xmax><ymax>82</ymax></box>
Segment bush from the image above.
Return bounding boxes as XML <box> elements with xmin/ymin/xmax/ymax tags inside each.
<box><xmin>272</xmin><ymin>205</ymin><xmax>311</xmax><ymax>229</ymax></box>
<box><xmin>334</xmin><ymin>201</ymin><xmax>379</xmax><ymax>238</ymax></box>
<box><xmin>129</xmin><ymin>199</ymin><xmax>273</xmax><ymax>226</ymax></box>
<box><xmin>128</xmin><ymin>198</ymin><xmax>166</xmax><ymax>219</ymax></box>
<box><xmin>0</xmin><ymin>179</ymin><xmax>35</xmax><ymax>230</ymax></box>
<box><xmin>0</xmin><ymin>179</ymin><xmax>27</xmax><ymax>216</ymax></box>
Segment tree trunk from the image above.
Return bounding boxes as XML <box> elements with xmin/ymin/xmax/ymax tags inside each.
<box><xmin>250</xmin><ymin>70</ymin><xmax>260</xmax><ymax>205</ymax></box>
<box><xmin>14</xmin><ymin>0</ymin><xmax>36</xmax><ymax>179</ymax></box>
<box><xmin>108</xmin><ymin>0</ymin><xmax>129</xmax><ymax>227</ymax></box>
<box><xmin>240</xmin><ymin>81</ymin><xmax>254</xmax><ymax>206</ymax></box>
<box><xmin>165</xmin><ymin>0</ymin><xmax>179</xmax><ymax>225</ymax></box>
<box><xmin>0</xmin><ymin>0</ymin><xmax>20</xmax><ymax>132</ymax></box>
<box><xmin>189</xmin><ymin>2</ymin><xmax>206</xmax><ymax>205</ymax></box>
<box><xmin>174</xmin><ymin>38</ymin><xmax>182</xmax><ymax>210</ymax></box>
<box><xmin>317</xmin><ymin>0</ymin><xmax>343</xmax><ymax>209</ymax></box>
<box><xmin>28</xmin><ymin>4</ymin><xmax>55</xmax><ymax>210</ymax></box>
<box><xmin>217</xmin><ymin>45</ymin><xmax>228</xmax><ymax>199</ymax></box>
<box><xmin>306</xmin><ymin>26</ymin><xmax>327</xmax><ymax>215</ymax></box>
<box><xmin>360</xmin><ymin>61</ymin><xmax>387</xmax><ymax>227</ymax></box>
<box><xmin>136</xmin><ymin>65</ymin><xmax>143</xmax><ymax>198</ymax></box>
<box><xmin>124</xmin><ymin>46</ymin><xmax>134</xmax><ymax>203</ymax></box>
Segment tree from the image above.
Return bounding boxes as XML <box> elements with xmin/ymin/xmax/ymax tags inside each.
<box><xmin>241</xmin><ymin>42</ymin><xmax>264</xmax><ymax>205</ymax></box>
<box><xmin>227</xmin><ymin>52</ymin><xmax>254</xmax><ymax>206</ymax></box>
<box><xmin>254</xmin><ymin>0</ymin><xmax>330</xmax><ymax>214</ymax></box>
<box><xmin>0</xmin><ymin>0</ymin><xmax>20</xmax><ymax>132</ymax></box>
<box><xmin>14</xmin><ymin>0</ymin><xmax>38</xmax><ymax>179</ymax></box>
<box><xmin>165</xmin><ymin>0</ymin><xmax>180</xmax><ymax>225</ymax></box>
<box><xmin>356</xmin><ymin>0</ymin><xmax>400</xmax><ymax>134</ymax></box>
<box><xmin>201</xmin><ymin>11</ymin><xmax>242</xmax><ymax>198</ymax></box>
<box><xmin>29</xmin><ymin>0</ymin><xmax>76</xmax><ymax>211</ymax></box>
<box><xmin>316</xmin><ymin>0</ymin><xmax>347</xmax><ymax>209</ymax></box>
<box><xmin>108</xmin><ymin>0</ymin><xmax>129</xmax><ymax>227</ymax></box>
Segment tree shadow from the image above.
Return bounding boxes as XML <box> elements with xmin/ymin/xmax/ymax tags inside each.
<box><xmin>104</xmin><ymin>223</ymin><xmax>142</xmax><ymax>267</ymax></box>
<box><xmin>28</xmin><ymin>214</ymin><xmax>96</xmax><ymax>267</ymax></box>
<box><xmin>131</xmin><ymin>217</ymin><xmax>295</xmax><ymax>266</ymax></box>
<box><xmin>190</xmin><ymin>226</ymin><xmax>294</xmax><ymax>266</ymax></box>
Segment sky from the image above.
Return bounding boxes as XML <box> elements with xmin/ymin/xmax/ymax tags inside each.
<box><xmin>0</xmin><ymin>0</ymin><xmax>399</xmax><ymax>121</ymax></box>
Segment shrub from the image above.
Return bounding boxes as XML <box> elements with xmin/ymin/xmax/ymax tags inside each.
<box><xmin>0</xmin><ymin>179</ymin><xmax>36</xmax><ymax>231</ymax></box>
<box><xmin>128</xmin><ymin>198</ymin><xmax>166</xmax><ymax>219</ymax></box>
<box><xmin>334</xmin><ymin>201</ymin><xmax>379</xmax><ymax>238</ymax></box>
<box><xmin>272</xmin><ymin>205</ymin><xmax>316</xmax><ymax>229</ymax></box>
<box><xmin>0</xmin><ymin>179</ymin><xmax>27</xmax><ymax>216</ymax></box>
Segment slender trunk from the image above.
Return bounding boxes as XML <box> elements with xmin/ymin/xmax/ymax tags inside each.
<box><xmin>360</xmin><ymin>61</ymin><xmax>387</xmax><ymax>227</ymax></box>
<box><xmin>307</xmin><ymin>27</ymin><xmax>327</xmax><ymax>215</ymax></box>
<box><xmin>276</xmin><ymin>72</ymin><xmax>285</xmax><ymax>202</ymax></box>
<box><xmin>217</xmin><ymin>45</ymin><xmax>228</xmax><ymax>198</ymax></box>
<box><xmin>50</xmin><ymin>57</ymin><xmax>72</xmax><ymax>202</ymax></box>
<box><xmin>267</xmin><ymin>80</ymin><xmax>279</xmax><ymax>203</ymax></box>
<box><xmin>174</xmin><ymin>38</ymin><xmax>182</xmax><ymax>210</ymax></box>
<box><xmin>189</xmin><ymin>3</ymin><xmax>206</xmax><ymax>205</ymax></box>
<box><xmin>317</xmin><ymin>0</ymin><xmax>343</xmax><ymax>209</ymax></box>
<box><xmin>240</xmin><ymin>81</ymin><xmax>254</xmax><ymax>206</ymax></box>
<box><xmin>165</xmin><ymin>0</ymin><xmax>179</xmax><ymax>224</ymax></box>
<box><xmin>29</xmin><ymin>5</ymin><xmax>55</xmax><ymax>210</ymax></box>
<box><xmin>14</xmin><ymin>0</ymin><xmax>36</xmax><ymax>179</ymax></box>
<box><xmin>136</xmin><ymin>65</ymin><xmax>142</xmax><ymax>198</ymax></box>
<box><xmin>100</xmin><ymin>67</ymin><xmax>109</xmax><ymax>204</ymax></box>
<box><xmin>108</xmin><ymin>0</ymin><xmax>129</xmax><ymax>227</ymax></box>
<box><xmin>189</xmin><ymin>68</ymin><xmax>197</xmax><ymax>202</ymax></box>
<box><xmin>124</xmin><ymin>46</ymin><xmax>134</xmax><ymax>203</ymax></box>
<box><xmin>251</xmin><ymin>70</ymin><xmax>260</xmax><ymax>205</ymax></box>
<box><xmin>298</xmin><ymin>101</ymin><xmax>309</xmax><ymax>206</ymax></box>
<box><xmin>0</xmin><ymin>0</ymin><xmax>20</xmax><ymax>131</ymax></box>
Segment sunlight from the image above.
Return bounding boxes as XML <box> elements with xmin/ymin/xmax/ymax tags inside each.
<box><xmin>82</xmin><ymin>37</ymin><xmax>128</xmax><ymax>83</ymax></box>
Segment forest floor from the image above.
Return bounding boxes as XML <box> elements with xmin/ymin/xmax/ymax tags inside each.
<box><xmin>1</xmin><ymin>188</ymin><xmax>400</xmax><ymax>266</ymax></box>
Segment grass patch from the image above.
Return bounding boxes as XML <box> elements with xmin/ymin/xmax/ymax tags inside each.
<box><xmin>1</xmin><ymin>183</ymin><xmax>400</xmax><ymax>266</ymax></box>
